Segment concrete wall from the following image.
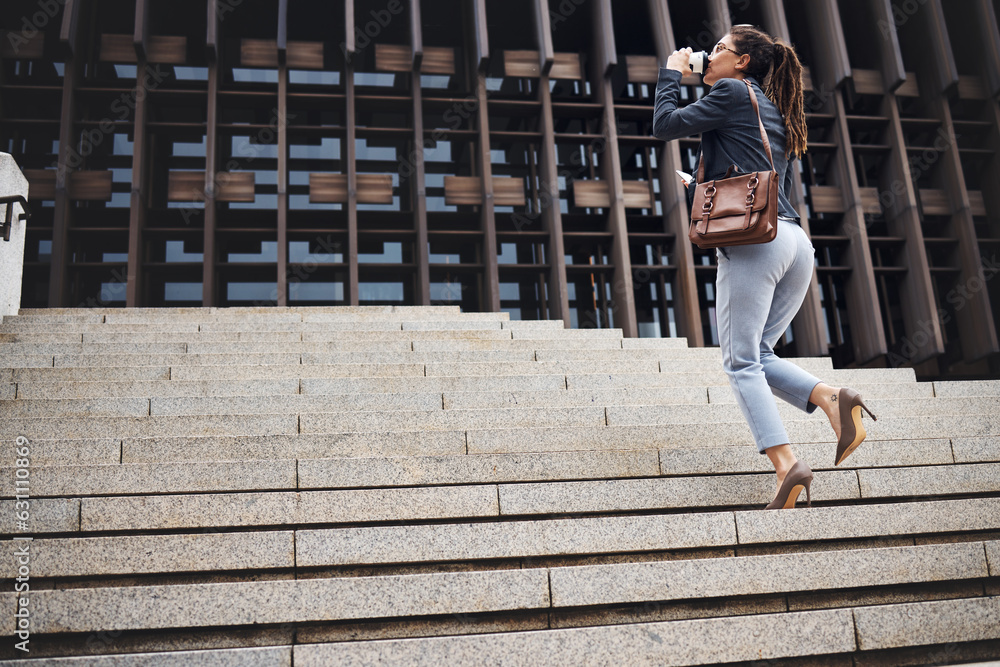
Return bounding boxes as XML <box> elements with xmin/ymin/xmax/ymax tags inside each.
<box><xmin>0</xmin><ymin>152</ymin><xmax>28</xmax><ymax>317</ymax></box>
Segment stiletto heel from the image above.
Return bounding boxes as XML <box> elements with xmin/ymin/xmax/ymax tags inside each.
<box><xmin>834</xmin><ymin>387</ymin><xmax>876</xmax><ymax>466</ymax></box>
<box><xmin>765</xmin><ymin>460</ymin><xmax>814</xmax><ymax>510</ymax></box>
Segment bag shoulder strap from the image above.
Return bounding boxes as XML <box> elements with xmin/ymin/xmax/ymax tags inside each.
<box><xmin>696</xmin><ymin>79</ymin><xmax>776</xmax><ymax>184</ymax></box>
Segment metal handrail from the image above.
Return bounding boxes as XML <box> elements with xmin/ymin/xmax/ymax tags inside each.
<box><xmin>0</xmin><ymin>195</ymin><xmax>31</xmax><ymax>242</ymax></box>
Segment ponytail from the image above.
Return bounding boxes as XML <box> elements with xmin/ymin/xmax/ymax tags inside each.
<box><xmin>731</xmin><ymin>26</ymin><xmax>808</xmax><ymax>160</ymax></box>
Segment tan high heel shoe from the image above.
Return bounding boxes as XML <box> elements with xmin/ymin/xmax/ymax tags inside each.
<box><xmin>765</xmin><ymin>460</ymin><xmax>813</xmax><ymax>510</ymax></box>
<box><xmin>834</xmin><ymin>387</ymin><xmax>878</xmax><ymax>466</ymax></box>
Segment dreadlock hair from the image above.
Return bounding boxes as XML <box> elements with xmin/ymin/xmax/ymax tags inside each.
<box><xmin>730</xmin><ymin>25</ymin><xmax>807</xmax><ymax>160</ymax></box>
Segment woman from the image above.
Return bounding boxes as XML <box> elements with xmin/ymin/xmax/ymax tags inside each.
<box><xmin>652</xmin><ymin>25</ymin><xmax>877</xmax><ymax>510</ymax></box>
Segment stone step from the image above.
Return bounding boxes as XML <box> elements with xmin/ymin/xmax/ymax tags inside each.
<box><xmin>1</xmin><ymin>397</ymin><xmax>151</xmax><ymax>418</ymax></box>
<box><xmin>14</xmin><ymin>379</ymin><xmax>303</xmax><ymax>399</ymax></box>
<box><xmin>43</xmin><ymin>461</ymin><xmax>996</xmax><ymax>530</ymax></box>
<box><xmin>14</xmin><ymin>569</ymin><xmax>547</xmax><ymax>636</ymax></box>
<box><xmin>4</xmin><ymin>393</ymin><xmax>991</xmax><ymax>420</ymax></box>
<box><xmin>566</xmin><ymin>368</ymin><xmax>918</xmax><ymax>389</ymax></box>
<box><xmin>288</xmin><ymin>497</ymin><xmax>1000</xmax><ymax>567</ymax></box>
<box><xmin>2</xmin><ymin>530</ymin><xmax>294</xmax><ymax>577</ymax></box>
<box><xmin>10</xmin><ymin>366</ymin><xmax>171</xmax><ymax>382</ymax></box>
<box><xmin>2</xmin><ymin>542</ymin><xmax>987</xmax><ymax>634</ymax></box>
<box><xmin>1</xmin><ymin>409</ymin><xmax>991</xmax><ymax>445</ymax></box>
<box><xmin>0</xmin><ymin>414</ymin><xmax>297</xmax><ymax>439</ymax></box>
<box><xmin>465</xmin><ymin>415</ymin><xmax>1000</xmax><ymax>452</ymax></box>
<box><xmin>3</xmin><ymin>646</ymin><xmax>289</xmax><ymax>666</ymax></box>
<box><xmin>298</xmin><ymin>598</ymin><xmax>999</xmax><ymax>666</ymax></box>
<box><xmin>149</xmin><ymin>393</ymin><xmax>445</xmax><ymax>416</ymax></box>
<box><xmin>0</xmin><ymin>459</ymin><xmax>297</xmax><ymax>497</ymax></box>
<box><xmin>4</xmin><ymin>342</ymin><xmax>192</xmax><ymax>356</ymax></box>
<box><xmin>120</xmin><ymin>431</ymin><xmax>466</xmax><ymax>463</ymax></box>
<box><xmin>0</xmin><ymin>332</ymin><xmax>85</xmax><ymax>343</ymax></box>
<box><xmin>0</xmin><ymin>498</ymin><xmax>80</xmax><ymax>533</ymax></box>
<box><xmin>707</xmin><ymin>381</ymin><xmax>934</xmax><ymax>403</ymax></box>
<box><xmin>934</xmin><ymin>379</ymin><xmax>1000</xmax><ymax>396</ymax></box>
<box><xmin>604</xmin><ymin>396</ymin><xmax>1000</xmax><ymax>424</ymax></box>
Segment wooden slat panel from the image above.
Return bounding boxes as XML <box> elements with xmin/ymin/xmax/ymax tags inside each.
<box><xmin>625</xmin><ymin>55</ymin><xmax>658</xmax><ymax>84</ymax></box>
<box><xmin>309</xmin><ymin>173</ymin><xmax>348</xmax><ymax>203</ymax></box>
<box><xmin>216</xmin><ymin>172</ymin><xmax>255</xmax><ymax>202</ymax></box>
<box><xmin>852</xmin><ymin>69</ymin><xmax>883</xmax><ymax>95</ymax></box>
<box><xmin>808</xmin><ymin>185</ymin><xmax>845</xmax><ymax>213</ymax></box>
<box><xmin>287</xmin><ymin>42</ymin><xmax>324</xmax><ymax>70</ymax></box>
<box><xmin>859</xmin><ymin>187</ymin><xmax>881</xmax><ymax>214</ymax></box>
<box><xmin>958</xmin><ymin>75</ymin><xmax>987</xmax><ymax>100</ymax></box>
<box><xmin>504</xmin><ymin>50</ymin><xmax>541</xmax><ymax>78</ymax></box>
<box><xmin>422</xmin><ymin>47</ymin><xmax>455</xmax><ymax>75</ymax></box>
<box><xmin>896</xmin><ymin>73</ymin><xmax>920</xmax><ymax>97</ymax></box>
<box><xmin>573</xmin><ymin>180</ymin><xmax>611</xmax><ymax>208</ymax></box>
<box><xmin>147</xmin><ymin>36</ymin><xmax>187</xmax><ymax>64</ymax></box>
<box><xmin>492</xmin><ymin>177</ymin><xmax>525</xmax><ymax>206</ymax></box>
<box><xmin>309</xmin><ymin>174</ymin><xmax>393</xmax><ymax>203</ymax></box>
<box><xmin>550</xmin><ymin>52</ymin><xmax>583</xmax><ymax>80</ymax></box>
<box><xmin>168</xmin><ymin>171</ymin><xmax>206</xmax><ymax>202</ymax></box>
<box><xmin>23</xmin><ymin>169</ymin><xmax>56</xmax><ymax>200</ymax></box>
<box><xmin>375</xmin><ymin>44</ymin><xmax>412</xmax><ymax>72</ymax></box>
<box><xmin>241</xmin><ymin>39</ymin><xmax>278</xmax><ymax>67</ymax></box>
<box><xmin>1</xmin><ymin>30</ymin><xmax>45</xmax><ymax>59</ymax></box>
<box><xmin>920</xmin><ymin>189</ymin><xmax>951</xmax><ymax>216</ymax></box>
<box><xmin>444</xmin><ymin>176</ymin><xmax>482</xmax><ymax>205</ymax></box>
<box><xmin>622</xmin><ymin>181</ymin><xmax>655</xmax><ymax>209</ymax></box>
<box><xmin>969</xmin><ymin>190</ymin><xmax>987</xmax><ymax>217</ymax></box>
<box><xmin>68</xmin><ymin>171</ymin><xmax>113</xmax><ymax>200</ymax></box>
<box><xmin>99</xmin><ymin>34</ymin><xmax>135</xmax><ymax>63</ymax></box>
<box><xmin>357</xmin><ymin>174</ymin><xmax>394</xmax><ymax>204</ymax></box>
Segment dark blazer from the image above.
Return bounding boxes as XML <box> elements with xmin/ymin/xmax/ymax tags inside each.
<box><xmin>652</xmin><ymin>67</ymin><xmax>800</xmax><ymax>223</ymax></box>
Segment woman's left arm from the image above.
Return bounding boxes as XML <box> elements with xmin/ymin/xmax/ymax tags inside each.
<box><xmin>652</xmin><ymin>69</ymin><xmax>741</xmax><ymax>142</ymax></box>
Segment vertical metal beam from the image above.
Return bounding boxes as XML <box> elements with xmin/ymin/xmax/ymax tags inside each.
<box><xmin>277</xmin><ymin>0</ymin><xmax>288</xmax><ymax>65</ymax></box>
<box><xmin>804</xmin><ymin>0</ymin><xmax>852</xmax><ymax>93</ymax></box>
<box><xmin>471</xmin><ymin>0</ymin><xmax>490</xmax><ymax>73</ymax></box>
<box><xmin>49</xmin><ymin>0</ymin><xmax>86</xmax><ymax>306</ymax></box>
<box><xmin>410</xmin><ymin>68</ymin><xmax>430</xmax><ymax>305</ymax></box>
<box><xmin>134</xmin><ymin>0</ymin><xmax>150</xmax><ymax>62</ymax></box>
<box><xmin>592</xmin><ymin>0</ymin><xmax>616</xmax><ymax>78</ymax></box>
<box><xmin>203</xmin><ymin>1</ymin><xmax>220</xmax><ymax>306</ymax></box>
<box><xmin>276</xmin><ymin>21</ymin><xmax>289</xmax><ymax>306</ymax></box>
<box><xmin>59</xmin><ymin>0</ymin><xmax>82</xmax><ymax>58</ymax></box>
<box><xmin>345</xmin><ymin>0</ymin><xmax>355</xmax><ymax>62</ymax></box>
<box><xmin>532</xmin><ymin>0</ymin><xmax>554</xmax><ymax>76</ymax></box>
<box><xmin>592</xmin><ymin>0</ymin><xmax>636</xmax><ymax>336</ymax></box>
<box><xmin>934</xmin><ymin>97</ymin><xmax>999</xmax><ymax>361</ymax></box>
<box><xmin>126</xmin><ymin>56</ymin><xmax>151</xmax><ymax>307</ymax></box>
<box><xmin>832</xmin><ymin>93</ymin><xmax>887</xmax><ymax>363</ymax></box>
<box><xmin>761</xmin><ymin>0</ymin><xmax>828</xmax><ymax>357</ymax></box>
<box><xmin>760</xmin><ymin>0</ymin><xmax>791</xmax><ymax>41</ymax></box>
<box><xmin>882</xmin><ymin>95</ymin><xmax>944</xmax><ymax>363</ymax></box>
<box><xmin>206</xmin><ymin>0</ymin><xmax>219</xmax><ymax>61</ymax></box>
<box><xmin>410</xmin><ymin>0</ymin><xmax>423</xmax><ymax>71</ymax></box>
<box><xmin>473</xmin><ymin>74</ymin><xmax>500</xmax><ymax>312</ymax></box>
<box><xmin>705</xmin><ymin>0</ymin><xmax>732</xmax><ymax>37</ymax></box>
<box><xmin>972</xmin><ymin>0</ymin><xmax>1000</xmax><ymax>98</ymax></box>
<box><xmin>345</xmin><ymin>9</ymin><xmax>359</xmax><ymax>305</ymax></box>
<box><xmin>648</xmin><ymin>0</ymin><xmax>703</xmax><ymax>345</ymax></box>
<box><xmin>914</xmin><ymin>0</ymin><xmax>959</xmax><ymax>96</ymax></box>
<box><xmin>538</xmin><ymin>79</ymin><xmax>570</xmax><ymax>326</ymax></box>
<box><xmin>871</xmin><ymin>0</ymin><xmax>907</xmax><ymax>93</ymax></box>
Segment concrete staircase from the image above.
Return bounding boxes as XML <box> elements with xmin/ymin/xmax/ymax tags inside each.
<box><xmin>1</xmin><ymin>306</ymin><xmax>998</xmax><ymax>666</ymax></box>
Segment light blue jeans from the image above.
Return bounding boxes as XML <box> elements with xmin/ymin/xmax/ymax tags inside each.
<box><xmin>715</xmin><ymin>217</ymin><xmax>823</xmax><ymax>454</ymax></box>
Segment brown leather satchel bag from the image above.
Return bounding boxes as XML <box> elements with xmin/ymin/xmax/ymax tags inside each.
<box><xmin>688</xmin><ymin>79</ymin><xmax>779</xmax><ymax>250</ymax></box>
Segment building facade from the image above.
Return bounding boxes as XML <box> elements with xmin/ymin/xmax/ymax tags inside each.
<box><xmin>2</xmin><ymin>0</ymin><xmax>1000</xmax><ymax>379</ymax></box>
